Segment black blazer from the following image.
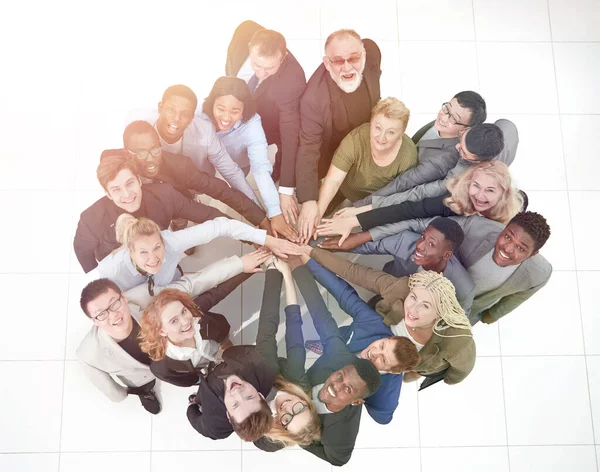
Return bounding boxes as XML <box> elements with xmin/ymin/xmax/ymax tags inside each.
<box><xmin>296</xmin><ymin>39</ymin><xmax>382</xmax><ymax>202</ymax></box>
<box><xmin>73</xmin><ymin>183</ymin><xmax>226</xmax><ymax>273</ymax></box>
<box><xmin>225</xmin><ymin>20</ymin><xmax>306</xmax><ymax>188</ymax></box>
<box><xmin>186</xmin><ymin>270</ymin><xmax>283</xmax><ymax>440</ymax></box>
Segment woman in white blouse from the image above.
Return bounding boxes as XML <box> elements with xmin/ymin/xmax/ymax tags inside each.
<box><xmin>97</xmin><ymin>213</ymin><xmax>300</xmax><ymax>294</ymax></box>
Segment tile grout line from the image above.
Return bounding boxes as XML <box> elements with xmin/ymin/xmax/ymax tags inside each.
<box><xmin>546</xmin><ymin>1</ymin><xmax>599</xmax><ymax>469</ymax></box>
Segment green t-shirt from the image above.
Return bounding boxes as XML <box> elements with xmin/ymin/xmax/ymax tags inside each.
<box><xmin>332</xmin><ymin>123</ymin><xmax>418</xmax><ymax>202</ymax></box>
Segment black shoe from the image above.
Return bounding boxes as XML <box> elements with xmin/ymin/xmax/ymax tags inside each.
<box><xmin>139</xmin><ymin>390</ymin><xmax>161</xmax><ymax>415</ymax></box>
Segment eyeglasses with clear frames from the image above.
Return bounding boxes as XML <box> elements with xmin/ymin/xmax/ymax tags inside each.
<box><xmin>93</xmin><ymin>294</ymin><xmax>123</xmax><ymax>321</ymax></box>
<box><xmin>279</xmin><ymin>401</ymin><xmax>308</xmax><ymax>429</ymax></box>
<box><xmin>327</xmin><ymin>51</ymin><xmax>363</xmax><ymax>68</ymax></box>
<box><xmin>441</xmin><ymin>102</ymin><xmax>469</xmax><ymax>127</ymax></box>
<box><xmin>127</xmin><ymin>147</ymin><xmax>162</xmax><ymax>160</ymax></box>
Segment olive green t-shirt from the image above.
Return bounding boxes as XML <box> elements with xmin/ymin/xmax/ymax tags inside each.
<box><xmin>331</xmin><ymin>123</ymin><xmax>418</xmax><ymax>202</ymax></box>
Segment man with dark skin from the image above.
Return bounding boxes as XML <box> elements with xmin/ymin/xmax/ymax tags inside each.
<box><xmin>122</xmin><ymin>121</ymin><xmax>288</xmax><ymax>237</ymax></box>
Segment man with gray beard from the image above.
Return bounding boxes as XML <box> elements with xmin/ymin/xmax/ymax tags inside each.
<box><xmin>296</xmin><ymin>29</ymin><xmax>381</xmax><ymax>243</ymax></box>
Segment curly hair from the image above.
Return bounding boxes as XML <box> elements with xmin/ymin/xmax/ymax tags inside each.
<box><xmin>408</xmin><ymin>270</ymin><xmax>472</xmax><ymax>337</ymax></box>
<box><xmin>370</xmin><ymin>97</ymin><xmax>410</xmax><ymax>132</ymax></box>
<box><xmin>138</xmin><ymin>288</ymin><xmax>203</xmax><ymax>361</ymax></box>
<box><xmin>508</xmin><ymin>211</ymin><xmax>551</xmax><ymax>251</ymax></box>
<box><xmin>263</xmin><ymin>376</ymin><xmax>321</xmax><ymax>447</ymax></box>
<box><xmin>444</xmin><ymin>160</ymin><xmax>523</xmax><ymax>225</ymax></box>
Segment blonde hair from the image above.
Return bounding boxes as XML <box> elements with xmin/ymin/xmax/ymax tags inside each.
<box><xmin>408</xmin><ymin>270</ymin><xmax>472</xmax><ymax>337</ymax></box>
<box><xmin>371</xmin><ymin>97</ymin><xmax>410</xmax><ymax>132</ymax></box>
<box><xmin>263</xmin><ymin>376</ymin><xmax>321</xmax><ymax>447</ymax></box>
<box><xmin>114</xmin><ymin>213</ymin><xmax>163</xmax><ymax>254</ymax></box>
<box><xmin>444</xmin><ymin>160</ymin><xmax>523</xmax><ymax>225</ymax></box>
<box><xmin>138</xmin><ymin>288</ymin><xmax>203</xmax><ymax>361</ymax></box>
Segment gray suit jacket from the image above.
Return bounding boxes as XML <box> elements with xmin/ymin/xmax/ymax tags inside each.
<box><xmin>77</xmin><ymin>256</ymin><xmax>245</xmax><ymax>402</ymax></box>
<box><xmin>367</xmin><ymin>216</ymin><xmax>552</xmax><ymax>322</ymax></box>
<box><xmin>366</xmin><ymin>119</ymin><xmax>519</xmax><ymax>218</ymax></box>
<box><xmin>354</xmin><ymin>231</ymin><xmax>475</xmax><ymax>315</ymax></box>
<box><xmin>128</xmin><ymin>110</ymin><xmax>259</xmax><ymax>204</ymax></box>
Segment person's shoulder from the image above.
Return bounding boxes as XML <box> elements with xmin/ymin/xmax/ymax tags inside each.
<box><xmin>144</xmin><ymin>182</ymin><xmax>178</xmax><ymax>197</ymax></box>
<box><xmin>80</xmin><ymin>195</ymin><xmax>111</xmax><ymax>220</ymax></box>
<box><xmin>520</xmin><ymin>253</ymin><xmax>552</xmax><ymax>281</ymax></box>
<box><xmin>76</xmin><ymin>325</ymin><xmax>102</xmax><ymax>361</ymax></box>
<box><xmin>363</xmin><ymin>39</ymin><xmax>382</xmax><ymax>63</ymax></box>
<box><xmin>304</xmin><ymin>63</ymin><xmax>329</xmax><ymax>92</ymax></box>
<box><xmin>402</xmin><ymin>133</ymin><xmax>418</xmax><ymax>152</ymax></box>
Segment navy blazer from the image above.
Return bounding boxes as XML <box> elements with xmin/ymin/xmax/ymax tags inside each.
<box><xmin>305</xmin><ymin>259</ymin><xmax>402</xmax><ymax>425</ymax></box>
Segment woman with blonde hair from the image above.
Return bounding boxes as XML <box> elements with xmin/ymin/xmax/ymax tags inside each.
<box><xmin>316</xmin><ymin>160</ymin><xmax>523</xmax><ymax>244</ymax></box>
<box><xmin>96</xmin><ymin>212</ymin><xmax>299</xmax><ymax>294</ymax></box>
<box><xmin>305</xmin><ymin>246</ymin><xmax>476</xmax><ymax>384</ymax></box>
<box><xmin>300</xmin><ymin>97</ymin><xmax>418</xmax><ymax>243</ymax></box>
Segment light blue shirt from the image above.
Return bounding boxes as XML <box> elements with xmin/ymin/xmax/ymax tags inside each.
<box><xmin>97</xmin><ymin>217</ymin><xmax>266</xmax><ymax>292</ymax></box>
<box><xmin>200</xmin><ymin>112</ymin><xmax>282</xmax><ymax>218</ymax></box>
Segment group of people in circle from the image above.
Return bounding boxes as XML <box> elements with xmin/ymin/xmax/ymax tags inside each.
<box><xmin>74</xmin><ymin>20</ymin><xmax>552</xmax><ymax>466</ymax></box>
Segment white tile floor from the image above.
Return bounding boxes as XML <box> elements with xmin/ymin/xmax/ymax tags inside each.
<box><xmin>1</xmin><ymin>0</ymin><xmax>599</xmax><ymax>470</ymax></box>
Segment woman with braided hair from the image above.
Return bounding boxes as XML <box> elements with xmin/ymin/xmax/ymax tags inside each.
<box><xmin>304</xmin><ymin>246</ymin><xmax>475</xmax><ymax>385</ymax></box>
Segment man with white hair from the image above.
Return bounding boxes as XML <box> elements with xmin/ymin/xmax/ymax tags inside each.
<box><xmin>296</xmin><ymin>29</ymin><xmax>381</xmax><ymax>243</ymax></box>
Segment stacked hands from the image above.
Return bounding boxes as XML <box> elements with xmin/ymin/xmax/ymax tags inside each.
<box><xmin>73</xmin><ymin>18</ymin><xmax>555</xmax><ymax>468</ymax></box>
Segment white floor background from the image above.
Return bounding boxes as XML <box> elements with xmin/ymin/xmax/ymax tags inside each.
<box><xmin>2</xmin><ymin>0</ymin><xmax>600</xmax><ymax>470</ymax></box>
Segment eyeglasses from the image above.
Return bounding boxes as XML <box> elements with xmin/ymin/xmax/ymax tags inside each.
<box><xmin>279</xmin><ymin>401</ymin><xmax>308</xmax><ymax>429</ymax></box>
<box><xmin>93</xmin><ymin>294</ymin><xmax>123</xmax><ymax>321</ymax></box>
<box><xmin>441</xmin><ymin>102</ymin><xmax>469</xmax><ymax>127</ymax></box>
<box><xmin>327</xmin><ymin>51</ymin><xmax>363</xmax><ymax>68</ymax></box>
<box><xmin>127</xmin><ymin>147</ymin><xmax>162</xmax><ymax>161</ymax></box>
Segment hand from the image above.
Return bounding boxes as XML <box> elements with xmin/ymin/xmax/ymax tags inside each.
<box><xmin>279</xmin><ymin>193</ymin><xmax>299</xmax><ymax>225</ymax></box>
<box><xmin>317</xmin><ymin>231</ymin><xmax>372</xmax><ymax>251</ymax></box>
<box><xmin>316</xmin><ymin>216</ymin><xmax>360</xmax><ymax>244</ymax></box>
<box><xmin>240</xmin><ymin>248</ymin><xmax>271</xmax><ymax>273</ymax></box>
<box><xmin>258</xmin><ymin>217</ymin><xmax>274</xmax><ymax>237</ymax></box>
<box><xmin>270</xmin><ymin>214</ymin><xmax>299</xmax><ymax>242</ymax></box>
<box><xmin>264</xmin><ymin>235</ymin><xmax>302</xmax><ymax>259</ymax></box>
<box><xmin>188</xmin><ymin>393</ymin><xmax>198</xmax><ymax>406</ymax></box>
<box><xmin>297</xmin><ymin>200</ymin><xmax>320</xmax><ymax>245</ymax></box>
<box><xmin>333</xmin><ymin>204</ymin><xmax>372</xmax><ymax>218</ymax></box>
<box><xmin>285</xmin><ymin>255</ymin><xmax>304</xmax><ymax>270</ymax></box>
<box><xmin>272</xmin><ymin>257</ymin><xmax>292</xmax><ymax>276</ymax></box>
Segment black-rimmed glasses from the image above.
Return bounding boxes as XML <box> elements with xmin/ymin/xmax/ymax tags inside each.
<box><xmin>127</xmin><ymin>147</ymin><xmax>162</xmax><ymax>160</ymax></box>
<box><xmin>93</xmin><ymin>294</ymin><xmax>123</xmax><ymax>321</ymax></box>
<box><xmin>441</xmin><ymin>102</ymin><xmax>469</xmax><ymax>127</ymax></box>
<box><xmin>279</xmin><ymin>401</ymin><xmax>308</xmax><ymax>429</ymax></box>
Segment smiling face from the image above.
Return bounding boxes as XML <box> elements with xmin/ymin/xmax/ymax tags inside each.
<box><xmin>213</xmin><ymin>94</ymin><xmax>244</xmax><ymax>131</ymax></box>
<box><xmin>413</xmin><ymin>226</ymin><xmax>452</xmax><ymax>268</ymax></box>
<box><xmin>130</xmin><ymin>233</ymin><xmax>165</xmax><ymax>275</ymax></box>
<box><xmin>324</xmin><ymin>35</ymin><xmax>366</xmax><ymax>94</ymax></box>
<box><xmin>224</xmin><ymin>374</ymin><xmax>263</xmax><ymax>423</ymax></box>
<box><xmin>125</xmin><ymin>130</ymin><xmax>163</xmax><ymax>178</ymax></box>
<box><xmin>318</xmin><ymin>364</ymin><xmax>366</xmax><ymax>412</ymax></box>
<box><xmin>105</xmin><ymin>168</ymin><xmax>143</xmax><ymax>213</ymax></box>
<box><xmin>434</xmin><ymin>98</ymin><xmax>472</xmax><ymax>138</ymax></box>
<box><xmin>404</xmin><ymin>287</ymin><xmax>438</xmax><ymax>330</ymax></box>
<box><xmin>158</xmin><ymin>300</ymin><xmax>195</xmax><ymax>345</ymax></box>
<box><xmin>493</xmin><ymin>223</ymin><xmax>538</xmax><ymax>267</ymax></box>
<box><xmin>156</xmin><ymin>95</ymin><xmax>195</xmax><ymax>144</ymax></box>
<box><xmin>87</xmin><ymin>289</ymin><xmax>133</xmax><ymax>341</ymax></box>
<box><xmin>370</xmin><ymin>113</ymin><xmax>405</xmax><ymax>155</ymax></box>
<box><xmin>360</xmin><ymin>337</ymin><xmax>400</xmax><ymax>372</ymax></box>
<box><xmin>468</xmin><ymin>170</ymin><xmax>503</xmax><ymax>214</ymax></box>
<box><xmin>274</xmin><ymin>391</ymin><xmax>311</xmax><ymax>434</ymax></box>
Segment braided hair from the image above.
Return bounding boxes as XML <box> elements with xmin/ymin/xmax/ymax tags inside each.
<box><xmin>408</xmin><ymin>270</ymin><xmax>472</xmax><ymax>337</ymax></box>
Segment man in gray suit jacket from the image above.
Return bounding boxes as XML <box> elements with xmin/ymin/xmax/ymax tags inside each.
<box><xmin>77</xmin><ymin>254</ymin><xmax>257</xmax><ymax>413</ymax></box>
<box><xmin>353</xmin><ymin>212</ymin><xmax>551</xmax><ymax>324</ymax></box>
<box><xmin>356</xmin><ymin>90</ymin><xmax>488</xmax><ymax>207</ymax></box>
<box><xmin>130</xmin><ymin>84</ymin><xmax>259</xmax><ymax>204</ymax></box>
<box><xmin>352</xmin><ymin>217</ymin><xmax>475</xmax><ymax>315</ymax></box>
